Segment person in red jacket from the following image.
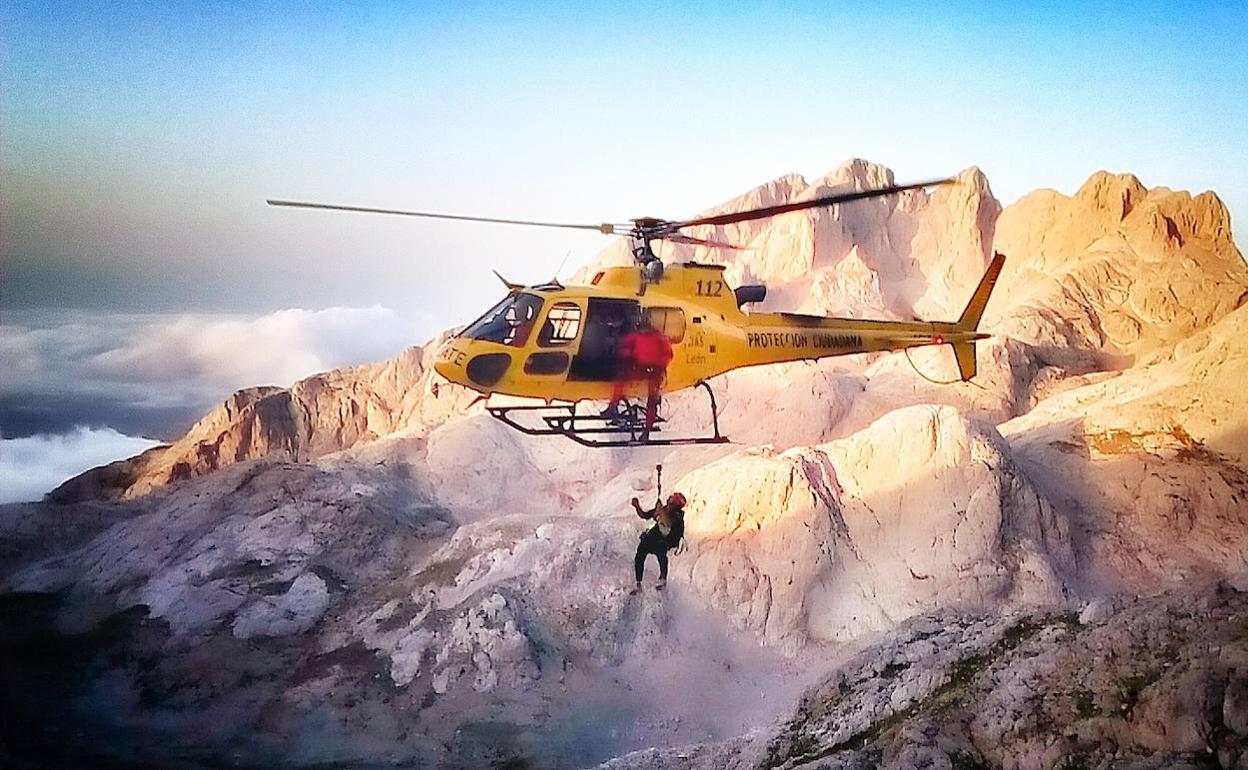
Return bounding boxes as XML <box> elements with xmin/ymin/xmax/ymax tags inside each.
<box><xmin>601</xmin><ymin>315</ymin><xmax>673</xmax><ymax>441</ymax></box>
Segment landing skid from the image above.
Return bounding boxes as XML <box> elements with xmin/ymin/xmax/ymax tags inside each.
<box><xmin>486</xmin><ymin>381</ymin><xmax>730</xmax><ymax>448</ymax></box>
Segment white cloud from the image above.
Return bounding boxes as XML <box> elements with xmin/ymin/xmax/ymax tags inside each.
<box><xmin>82</xmin><ymin>306</ymin><xmax>423</xmax><ymax>393</ymax></box>
<box><xmin>1</xmin><ymin>307</ymin><xmax>426</xmax><ymax>499</ymax></box>
<box><xmin>0</xmin><ymin>427</ymin><xmax>162</xmax><ymax>503</ymax></box>
<box><xmin>1</xmin><ymin>306</ymin><xmax>430</xmax><ymax>422</ymax></box>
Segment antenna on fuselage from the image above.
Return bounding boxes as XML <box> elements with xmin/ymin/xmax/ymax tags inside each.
<box><xmin>552</xmin><ymin>251</ymin><xmax>571</xmax><ymax>284</ymax></box>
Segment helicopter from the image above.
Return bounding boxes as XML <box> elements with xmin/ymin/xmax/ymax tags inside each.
<box><xmin>268</xmin><ymin>179</ymin><xmax>1005</xmax><ymax>447</ymax></box>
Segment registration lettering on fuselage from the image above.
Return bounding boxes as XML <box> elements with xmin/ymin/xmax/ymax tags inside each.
<box><xmin>746</xmin><ymin>332</ymin><xmax>863</xmax><ymax>350</ymax></box>
<box><xmin>438</xmin><ymin>346</ymin><xmax>467</xmax><ymax>366</ymax></box>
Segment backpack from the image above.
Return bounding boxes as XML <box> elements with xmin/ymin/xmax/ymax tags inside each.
<box><xmin>666</xmin><ymin>509</ymin><xmax>685</xmax><ymax>550</ymax></box>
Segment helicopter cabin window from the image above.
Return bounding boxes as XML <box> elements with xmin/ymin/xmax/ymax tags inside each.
<box><xmin>538</xmin><ymin>302</ymin><xmax>582</xmax><ymax>346</ymax></box>
<box><xmin>460</xmin><ymin>292</ymin><xmax>544</xmax><ymax>347</ymax></box>
<box><xmin>645</xmin><ymin>307</ymin><xmax>686</xmax><ymax>343</ymax></box>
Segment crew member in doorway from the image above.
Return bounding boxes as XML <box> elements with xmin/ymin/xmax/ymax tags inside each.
<box><xmin>601</xmin><ymin>314</ymin><xmax>673</xmax><ymax>441</ymax></box>
<box><xmin>630</xmin><ymin>492</ymin><xmax>686</xmax><ymax>593</ymax></box>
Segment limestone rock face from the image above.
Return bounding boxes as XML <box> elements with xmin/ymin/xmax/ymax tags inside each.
<box><xmin>1002</xmin><ymin>303</ymin><xmax>1248</xmax><ymax>590</ymax></box>
<box><xmin>7</xmin><ymin>461</ymin><xmax>451</xmax><ymax>633</ymax></box>
<box><xmin>354</xmin><ymin>515</ymin><xmax>640</xmax><ymax>692</ymax></box>
<box><xmin>675</xmin><ymin>446</ymin><xmax>843</xmax><ymax>648</ymax></box>
<box><xmin>674</xmin><ymin>405</ymin><xmax>1073</xmax><ymax>647</ymax></box>
<box><xmin>991</xmin><ymin>171</ymin><xmax>1247</xmax><ymax>364</ymax></box>
<box><xmin>232</xmin><ymin>571</ymin><xmax>331</xmax><ymax>639</ymax></box>
<box><xmin>584</xmin><ymin>160</ymin><xmax>1001</xmax><ymax>324</ymax></box>
<box><xmin>594</xmin><ymin>583</ymin><xmax>1248</xmax><ymax>770</ymax></box>
<box><xmin>906</xmin><ymin>166</ymin><xmax>1002</xmax><ymax>320</ymax></box>
<box><xmin>796</xmin><ymin>246</ymin><xmax>891</xmax><ymax>318</ymax></box>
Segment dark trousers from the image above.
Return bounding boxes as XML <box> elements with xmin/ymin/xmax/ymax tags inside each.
<box><xmin>634</xmin><ymin>535</ymin><xmax>669</xmax><ymax>581</ymax></box>
<box><xmin>608</xmin><ymin>366</ymin><xmax>665</xmax><ymax>432</ymax></box>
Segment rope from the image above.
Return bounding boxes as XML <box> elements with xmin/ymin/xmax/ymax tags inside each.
<box><xmin>903</xmin><ymin>346</ymin><xmax>991</xmax><ymax>392</ymax></box>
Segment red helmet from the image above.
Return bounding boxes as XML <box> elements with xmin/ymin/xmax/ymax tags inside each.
<box><xmin>667</xmin><ymin>492</ymin><xmax>687</xmax><ymax>509</ymax></box>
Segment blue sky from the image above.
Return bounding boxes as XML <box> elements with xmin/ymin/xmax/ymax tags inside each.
<box><xmin>3</xmin><ymin>0</ymin><xmax>1246</xmax><ymax>327</ymax></box>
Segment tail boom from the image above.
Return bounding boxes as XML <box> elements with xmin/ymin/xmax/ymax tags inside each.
<box><xmin>730</xmin><ymin>253</ymin><xmax>1005</xmax><ymax>381</ymax></box>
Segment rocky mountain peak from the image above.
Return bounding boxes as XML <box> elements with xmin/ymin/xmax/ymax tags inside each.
<box><xmin>1075</xmin><ymin>170</ymin><xmax>1148</xmax><ymax>220</ymax></box>
<box><xmin>683</xmin><ymin>172</ymin><xmax>811</xmax><ymax>224</ymax></box>
<box><xmin>1192</xmin><ymin>189</ymin><xmax>1235</xmax><ymax>243</ymax></box>
<box><xmin>816</xmin><ymin>157</ymin><xmax>896</xmax><ymax>191</ymax></box>
<box><xmin>952</xmin><ymin>165</ymin><xmax>993</xmax><ymax>200</ymax></box>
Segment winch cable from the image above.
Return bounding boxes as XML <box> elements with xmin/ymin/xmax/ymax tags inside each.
<box><xmin>903</xmin><ymin>346</ymin><xmax>990</xmax><ymax>392</ymax></box>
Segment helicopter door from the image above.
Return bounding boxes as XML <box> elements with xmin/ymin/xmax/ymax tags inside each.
<box><xmin>568</xmin><ymin>297</ymin><xmax>640</xmax><ymax>381</ymax></box>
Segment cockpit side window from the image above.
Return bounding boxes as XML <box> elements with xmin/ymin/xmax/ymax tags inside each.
<box><xmin>645</xmin><ymin>306</ymin><xmax>686</xmax><ymax>343</ymax></box>
<box><xmin>460</xmin><ymin>293</ymin><xmax>544</xmax><ymax>347</ymax></box>
<box><xmin>538</xmin><ymin>302</ymin><xmax>583</xmax><ymax>346</ymax></box>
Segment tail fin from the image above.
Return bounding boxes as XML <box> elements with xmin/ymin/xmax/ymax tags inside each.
<box><xmin>952</xmin><ymin>342</ymin><xmax>979</xmax><ymax>382</ymax></box>
<box><xmin>957</xmin><ymin>252</ymin><xmax>1006</xmax><ymax>330</ymax></box>
<box><xmin>951</xmin><ymin>252</ymin><xmax>1006</xmax><ymax>381</ymax></box>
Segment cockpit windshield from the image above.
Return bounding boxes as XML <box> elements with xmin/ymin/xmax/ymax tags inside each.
<box><xmin>460</xmin><ymin>292</ymin><xmax>544</xmax><ymax>347</ymax></box>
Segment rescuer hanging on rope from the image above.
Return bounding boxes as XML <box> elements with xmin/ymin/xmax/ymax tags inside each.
<box><xmin>630</xmin><ymin>491</ymin><xmax>686</xmax><ymax>593</ymax></box>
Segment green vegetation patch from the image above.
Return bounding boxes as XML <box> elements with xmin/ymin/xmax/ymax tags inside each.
<box><xmin>763</xmin><ymin>616</ymin><xmax>1049</xmax><ymax>767</ymax></box>
<box><xmin>1115</xmin><ymin>671</ymin><xmax>1157</xmax><ymax>719</ymax></box>
<box><xmin>1071</xmin><ymin>688</ymin><xmax>1100</xmax><ymax>719</ymax></box>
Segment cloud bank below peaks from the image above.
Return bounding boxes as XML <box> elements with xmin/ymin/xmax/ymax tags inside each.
<box><xmin>0</xmin><ymin>426</ymin><xmax>162</xmax><ymax>503</ymax></box>
<box><xmin>0</xmin><ymin>306</ymin><xmax>427</xmax><ymax>438</ymax></box>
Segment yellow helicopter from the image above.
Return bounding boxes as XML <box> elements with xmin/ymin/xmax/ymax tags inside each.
<box><xmin>269</xmin><ymin>179</ymin><xmax>1004</xmax><ymax>447</ymax></box>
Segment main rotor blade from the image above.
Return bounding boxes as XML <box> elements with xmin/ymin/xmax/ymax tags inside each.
<box><xmin>664</xmin><ymin>233</ymin><xmax>754</xmax><ymax>251</ymax></box>
<box><xmin>267</xmin><ymin>199</ymin><xmax>622</xmax><ymax>234</ymax></box>
<box><xmin>669</xmin><ymin>178</ymin><xmax>954</xmax><ymax>231</ymax></box>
